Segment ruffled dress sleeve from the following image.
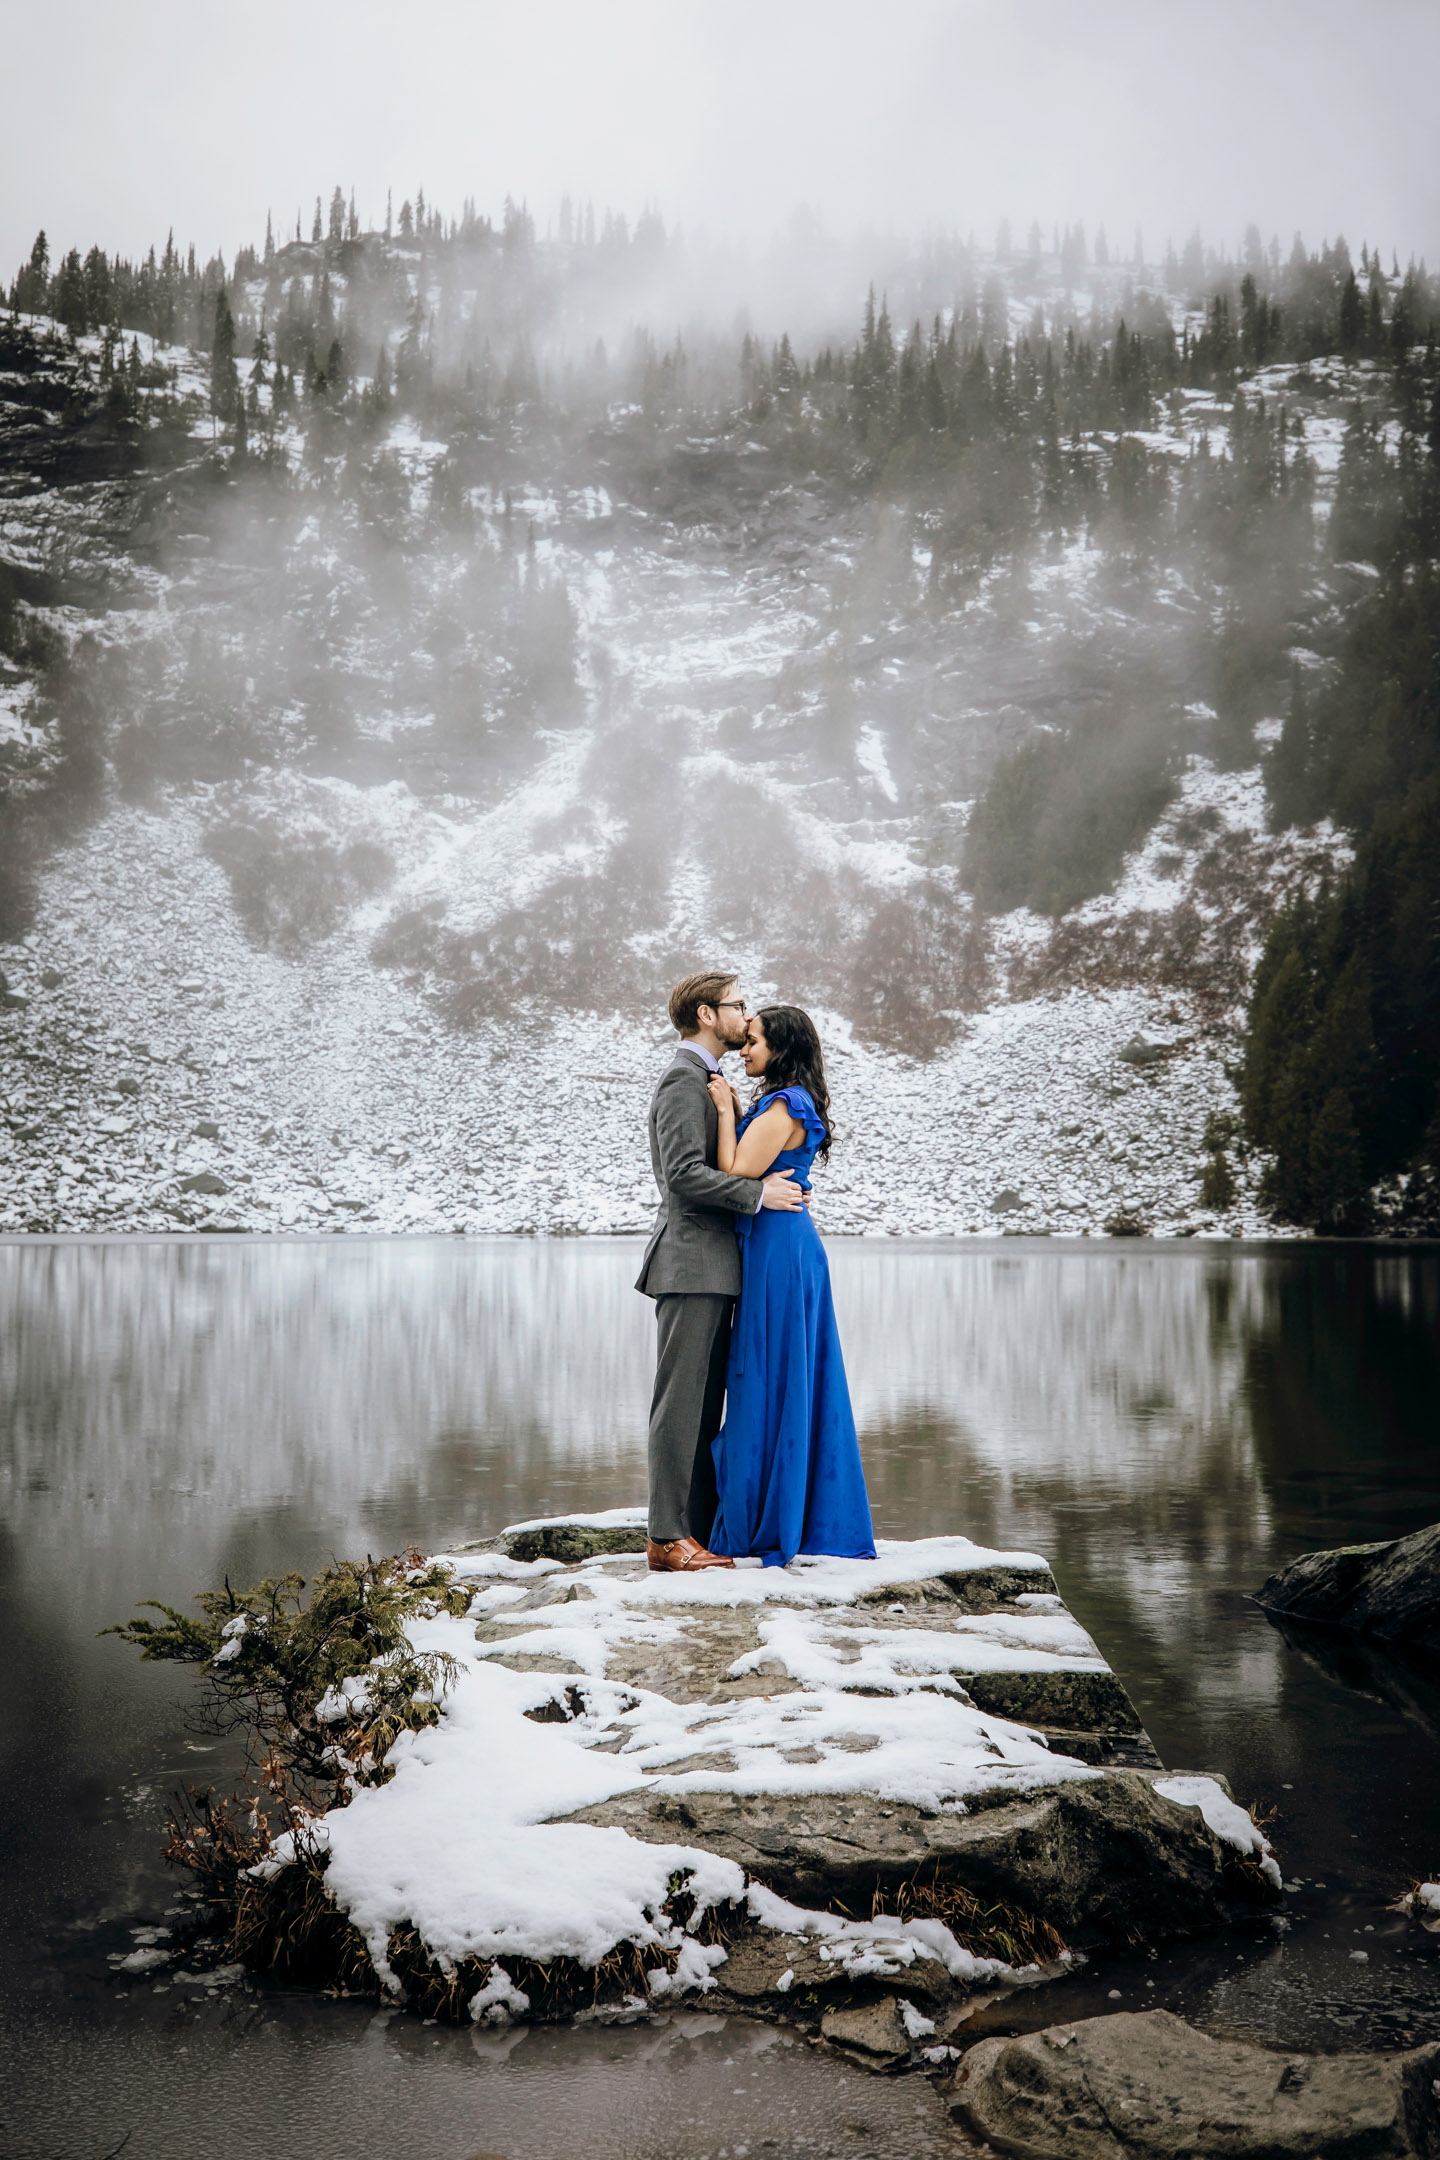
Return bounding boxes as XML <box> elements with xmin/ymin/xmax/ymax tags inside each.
<box><xmin>764</xmin><ymin>1085</ymin><xmax>826</xmax><ymax>1148</ymax></box>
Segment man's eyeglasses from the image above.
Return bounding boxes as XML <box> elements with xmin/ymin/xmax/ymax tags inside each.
<box><xmin>715</xmin><ymin>998</ymin><xmax>748</xmax><ymax>1014</ymax></box>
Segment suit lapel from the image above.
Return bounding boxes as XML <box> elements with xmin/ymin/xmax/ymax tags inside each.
<box><xmin>671</xmin><ymin>1048</ymin><xmax>718</xmax><ymax>1163</ymax></box>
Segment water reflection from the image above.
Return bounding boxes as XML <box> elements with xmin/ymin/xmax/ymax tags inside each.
<box><xmin>0</xmin><ymin>1235</ymin><xmax>1437</xmax><ymax>2148</ymax></box>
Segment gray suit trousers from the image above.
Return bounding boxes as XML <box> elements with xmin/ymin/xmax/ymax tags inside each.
<box><xmin>647</xmin><ymin>1293</ymin><xmax>733</xmax><ymax>1544</ymax></box>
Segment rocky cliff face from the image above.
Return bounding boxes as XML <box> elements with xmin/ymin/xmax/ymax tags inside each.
<box><xmin>0</xmin><ymin>269</ymin><xmax>1366</xmax><ymax>1237</ymax></box>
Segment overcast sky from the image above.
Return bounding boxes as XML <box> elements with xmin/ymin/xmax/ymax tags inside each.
<box><xmin>5</xmin><ymin>0</ymin><xmax>1439</xmax><ymax>277</ymax></box>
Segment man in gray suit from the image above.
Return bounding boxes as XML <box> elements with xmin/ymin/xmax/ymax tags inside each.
<box><xmin>636</xmin><ymin>969</ymin><xmax>805</xmax><ymax>1572</ymax></box>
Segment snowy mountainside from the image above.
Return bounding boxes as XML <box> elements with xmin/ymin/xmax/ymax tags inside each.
<box><xmin>0</xmin><ymin>243</ymin><xmax>1389</xmax><ymax>1235</ymax></box>
<box><xmin>0</xmin><ymin>762</ymin><xmax>1334</xmax><ymax>1239</ymax></box>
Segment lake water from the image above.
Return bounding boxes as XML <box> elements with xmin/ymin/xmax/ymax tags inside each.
<box><xmin>2</xmin><ymin>1236</ymin><xmax>1437</xmax><ymax>2160</ymax></box>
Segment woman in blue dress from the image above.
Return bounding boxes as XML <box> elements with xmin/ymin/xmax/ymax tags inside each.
<box><xmin>704</xmin><ymin>1007</ymin><xmax>875</xmax><ymax>1568</ymax></box>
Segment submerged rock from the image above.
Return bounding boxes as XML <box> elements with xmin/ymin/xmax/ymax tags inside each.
<box><xmin>1254</xmin><ymin>1522</ymin><xmax>1440</xmax><ymax>1656</ymax></box>
<box><xmin>821</xmin><ymin>1994</ymin><xmax>912</xmax><ymax>2068</ymax></box>
<box><xmin>944</xmin><ymin>2009</ymin><xmax>1440</xmax><ymax>2160</ymax></box>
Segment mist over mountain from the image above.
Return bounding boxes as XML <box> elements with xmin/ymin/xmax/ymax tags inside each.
<box><xmin>1</xmin><ymin>195</ymin><xmax>1436</xmax><ymax>1237</ymax></box>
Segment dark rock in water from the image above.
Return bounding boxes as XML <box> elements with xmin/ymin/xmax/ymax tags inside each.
<box><xmin>191</xmin><ymin>1119</ymin><xmax>221</xmax><ymax>1139</ymax></box>
<box><xmin>991</xmin><ymin>1189</ymin><xmax>1024</xmax><ymax>1214</ymax></box>
<box><xmin>39</xmin><ymin>967</ymin><xmax>64</xmax><ymax>989</ymax></box>
<box><xmin>115</xmin><ymin>1076</ymin><xmax>141</xmax><ymax>1096</ymax></box>
<box><xmin>1254</xmin><ymin>1522</ymin><xmax>1440</xmax><ymax>1656</ymax></box>
<box><xmin>563</xmin><ymin>1770</ymin><xmax>1278</xmax><ymax>1948</ymax></box>
<box><xmin>1118</xmin><ymin>1036</ymin><xmax>1165</xmax><ymax>1067</ymax></box>
<box><xmin>944</xmin><ymin>2009</ymin><xmax>1440</xmax><ymax>2159</ymax></box>
<box><xmin>180</xmin><ymin>1171</ymin><xmax>229</xmax><ymax>1196</ymax></box>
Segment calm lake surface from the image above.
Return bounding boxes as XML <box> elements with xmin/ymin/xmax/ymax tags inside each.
<box><xmin>2</xmin><ymin>1236</ymin><xmax>1438</xmax><ymax>2160</ymax></box>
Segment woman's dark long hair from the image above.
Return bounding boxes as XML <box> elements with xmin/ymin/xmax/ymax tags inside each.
<box><xmin>752</xmin><ymin>1005</ymin><xmax>833</xmax><ymax>1160</ymax></box>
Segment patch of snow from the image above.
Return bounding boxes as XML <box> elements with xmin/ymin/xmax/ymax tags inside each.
<box><xmin>467</xmin><ymin>1962</ymin><xmax>532</xmax><ymax>2024</ymax></box>
<box><xmin>1155</xmin><ymin>1774</ymin><xmax>1283</xmax><ymax>1890</ymax></box>
<box><xmin>502</xmin><ymin>1507</ymin><xmax>647</xmax><ymax>1535</ymax></box>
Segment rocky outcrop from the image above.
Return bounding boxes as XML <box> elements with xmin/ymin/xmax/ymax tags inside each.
<box><xmin>142</xmin><ymin>1518</ymin><xmax>1283</xmax><ymax>2031</ymax></box>
<box><xmin>1254</xmin><ymin>1523</ymin><xmax>1440</xmax><ymax>1656</ymax></box>
<box><xmin>944</xmin><ymin>2010</ymin><xmax>1440</xmax><ymax>2160</ymax></box>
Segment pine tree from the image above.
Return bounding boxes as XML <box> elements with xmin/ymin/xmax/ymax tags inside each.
<box><xmin>209</xmin><ymin>286</ymin><xmax>239</xmax><ymax>423</ymax></box>
<box><xmin>83</xmin><ymin>245</ymin><xmax>112</xmax><ymax>327</ymax></box>
<box><xmin>1330</xmin><ymin>404</ymin><xmax>1393</xmax><ymax>563</ymax></box>
<box><xmin>54</xmin><ymin>248</ymin><xmax>88</xmax><ymax>336</ymax></box>
<box><xmin>397</xmin><ymin>290</ymin><xmax>426</xmax><ymax>397</ymax></box>
<box><xmin>1338</xmin><ymin>269</ymin><xmax>1364</xmax><ymax>354</ymax></box>
<box><xmin>12</xmin><ymin>230</ymin><xmax>50</xmax><ymax>313</ymax></box>
<box><xmin>1265</xmin><ymin>662</ymin><xmax>1312</xmax><ymax>826</ymax></box>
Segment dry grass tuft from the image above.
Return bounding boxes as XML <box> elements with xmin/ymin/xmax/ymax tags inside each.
<box><xmin>868</xmin><ymin>1865</ymin><xmax>1069</xmax><ymax>1969</ymax></box>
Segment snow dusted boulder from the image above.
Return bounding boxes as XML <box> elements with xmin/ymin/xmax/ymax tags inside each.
<box><xmin>474</xmin><ymin>1507</ymin><xmax>651</xmax><ymax>1565</ymax></box>
<box><xmin>944</xmin><ymin>2010</ymin><xmax>1440</xmax><ymax>2160</ymax></box>
<box><xmin>1254</xmin><ymin>1523</ymin><xmax>1440</xmax><ymax>1656</ymax></box>
<box><xmin>566</xmin><ymin>1769</ymin><xmax>1278</xmax><ymax>1952</ymax></box>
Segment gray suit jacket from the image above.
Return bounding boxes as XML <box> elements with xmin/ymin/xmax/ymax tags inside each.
<box><xmin>634</xmin><ymin>1049</ymin><xmax>763</xmax><ymax>1298</ymax></box>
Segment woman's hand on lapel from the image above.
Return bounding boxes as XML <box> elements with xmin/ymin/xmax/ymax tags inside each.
<box><xmin>707</xmin><ymin>1073</ymin><xmax>739</xmax><ymax>1122</ymax></box>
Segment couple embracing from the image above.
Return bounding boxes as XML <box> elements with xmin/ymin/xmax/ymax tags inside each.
<box><xmin>635</xmin><ymin>969</ymin><xmax>875</xmax><ymax>1573</ymax></box>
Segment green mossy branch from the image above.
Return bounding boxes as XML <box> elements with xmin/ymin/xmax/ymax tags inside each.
<box><xmin>103</xmin><ymin>1551</ymin><xmax>468</xmax><ymax>1782</ymax></box>
<box><xmin>105</xmin><ymin>1549</ymin><xmax>472</xmax><ymax>1918</ymax></box>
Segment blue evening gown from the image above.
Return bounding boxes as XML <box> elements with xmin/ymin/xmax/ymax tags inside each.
<box><xmin>709</xmin><ymin>1085</ymin><xmax>876</xmax><ymax>1567</ymax></box>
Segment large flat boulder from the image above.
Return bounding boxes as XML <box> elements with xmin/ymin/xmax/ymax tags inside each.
<box><xmin>261</xmin><ymin>1520</ymin><xmax>1281</xmax><ymax>2026</ymax></box>
<box><xmin>1254</xmin><ymin>1522</ymin><xmax>1440</xmax><ymax>1655</ymax></box>
<box><xmin>945</xmin><ymin>2009</ymin><xmax>1440</xmax><ymax>2160</ymax></box>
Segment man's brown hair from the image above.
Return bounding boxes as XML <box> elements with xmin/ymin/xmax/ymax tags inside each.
<box><xmin>668</xmin><ymin>970</ymin><xmax>738</xmax><ymax>1036</ymax></box>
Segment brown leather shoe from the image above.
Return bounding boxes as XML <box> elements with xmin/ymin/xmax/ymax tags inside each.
<box><xmin>646</xmin><ymin>1536</ymin><xmax>735</xmax><ymax>1572</ymax></box>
